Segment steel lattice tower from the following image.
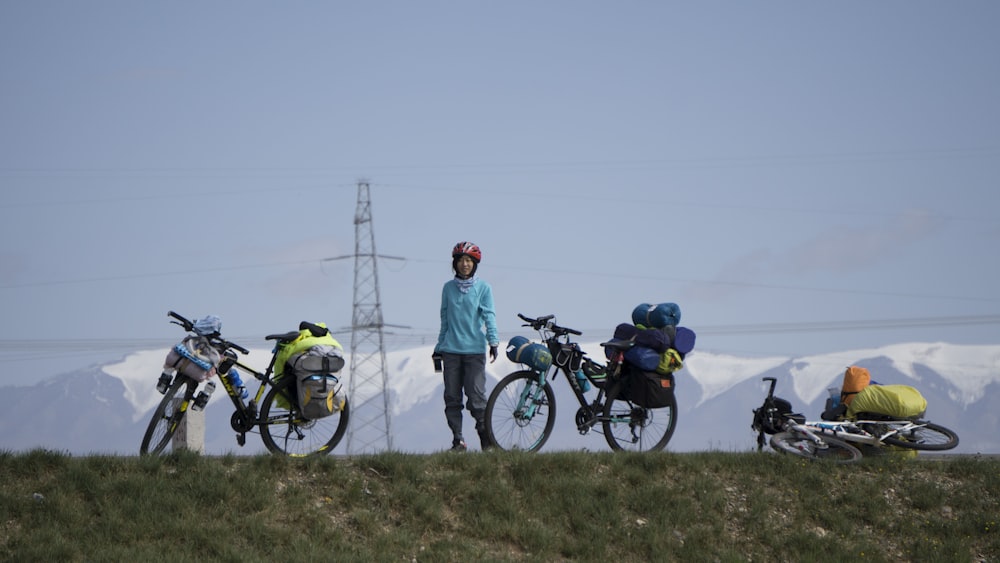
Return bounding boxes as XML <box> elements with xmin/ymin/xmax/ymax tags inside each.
<box><xmin>345</xmin><ymin>180</ymin><xmax>394</xmax><ymax>454</ymax></box>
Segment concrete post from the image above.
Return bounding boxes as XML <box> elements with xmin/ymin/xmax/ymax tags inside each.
<box><xmin>171</xmin><ymin>398</ymin><xmax>206</xmax><ymax>453</ymax></box>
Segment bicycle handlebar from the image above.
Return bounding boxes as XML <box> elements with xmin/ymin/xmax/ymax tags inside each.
<box><xmin>516</xmin><ymin>313</ymin><xmax>583</xmax><ymax>337</ymax></box>
<box><xmin>167</xmin><ymin>310</ymin><xmax>195</xmax><ymax>331</ymax></box>
<box><xmin>167</xmin><ymin>310</ymin><xmax>250</xmax><ymax>355</ymax></box>
<box><xmin>762</xmin><ymin>377</ymin><xmax>777</xmax><ymax>398</ymax></box>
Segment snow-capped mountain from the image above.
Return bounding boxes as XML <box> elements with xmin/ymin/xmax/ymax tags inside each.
<box><xmin>2</xmin><ymin>341</ymin><xmax>997</xmax><ymax>456</ymax></box>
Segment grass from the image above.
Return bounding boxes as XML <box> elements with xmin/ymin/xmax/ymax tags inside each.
<box><xmin>0</xmin><ymin>448</ymin><xmax>997</xmax><ymax>562</ymax></box>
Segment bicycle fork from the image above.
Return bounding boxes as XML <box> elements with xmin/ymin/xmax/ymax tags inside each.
<box><xmin>514</xmin><ymin>373</ymin><xmax>548</xmax><ymax>423</ymax></box>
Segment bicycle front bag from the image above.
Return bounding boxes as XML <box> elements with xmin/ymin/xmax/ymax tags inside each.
<box><xmin>506</xmin><ymin>336</ymin><xmax>552</xmax><ymax>372</ymax></box>
<box><xmin>553</xmin><ymin>342</ymin><xmax>584</xmax><ymax>371</ymax></box>
<box><xmin>163</xmin><ymin>336</ymin><xmax>221</xmax><ymax>383</ymax></box>
<box><xmin>752</xmin><ymin>396</ymin><xmax>804</xmax><ymax>435</ymax></box>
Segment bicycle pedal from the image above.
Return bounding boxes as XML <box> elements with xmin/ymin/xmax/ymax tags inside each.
<box><xmin>236</xmin><ymin>434</ymin><xmax>245</xmax><ymax>447</ymax></box>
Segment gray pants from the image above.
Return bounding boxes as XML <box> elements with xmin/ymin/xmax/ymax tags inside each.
<box><xmin>441</xmin><ymin>352</ymin><xmax>487</xmax><ymax>440</ymax></box>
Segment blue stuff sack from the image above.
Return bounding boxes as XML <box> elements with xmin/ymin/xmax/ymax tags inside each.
<box><xmin>624</xmin><ymin>345</ymin><xmax>661</xmax><ymax>372</ymax></box>
<box><xmin>635</xmin><ymin>328</ymin><xmax>670</xmax><ymax>354</ymax></box>
<box><xmin>506</xmin><ymin>336</ymin><xmax>553</xmax><ymax>372</ymax></box>
<box><xmin>673</xmin><ymin>327</ymin><xmax>696</xmax><ymax>355</ymax></box>
<box><xmin>632</xmin><ymin>303</ymin><xmax>681</xmax><ymax>328</ymax></box>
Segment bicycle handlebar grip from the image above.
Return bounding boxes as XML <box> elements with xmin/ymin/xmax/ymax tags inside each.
<box><xmin>168</xmin><ymin>310</ymin><xmax>193</xmax><ymax>330</ymax></box>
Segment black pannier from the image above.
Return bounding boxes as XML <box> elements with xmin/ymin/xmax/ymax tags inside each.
<box><xmin>620</xmin><ymin>365</ymin><xmax>675</xmax><ymax>409</ymax></box>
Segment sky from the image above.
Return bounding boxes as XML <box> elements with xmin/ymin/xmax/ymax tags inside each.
<box><xmin>2</xmin><ymin>2</ymin><xmax>999</xmax><ymax>389</ymax></box>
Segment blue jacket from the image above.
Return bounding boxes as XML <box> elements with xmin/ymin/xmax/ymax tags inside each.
<box><xmin>435</xmin><ymin>278</ymin><xmax>499</xmax><ymax>355</ymax></box>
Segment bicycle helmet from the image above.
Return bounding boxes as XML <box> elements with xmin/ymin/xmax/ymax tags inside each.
<box><xmin>452</xmin><ymin>241</ymin><xmax>482</xmax><ymax>263</ymax></box>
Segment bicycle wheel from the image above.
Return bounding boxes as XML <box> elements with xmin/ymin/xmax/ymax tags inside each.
<box><xmin>769</xmin><ymin>431</ymin><xmax>863</xmax><ymax>463</ymax></box>
<box><xmin>601</xmin><ymin>381</ymin><xmax>677</xmax><ymax>452</ymax></box>
<box><xmin>140</xmin><ymin>376</ymin><xmax>197</xmax><ymax>455</ymax></box>
<box><xmin>485</xmin><ymin>370</ymin><xmax>556</xmax><ymax>452</ymax></box>
<box><xmin>258</xmin><ymin>375</ymin><xmax>349</xmax><ymax>457</ymax></box>
<box><xmin>881</xmin><ymin>421</ymin><xmax>960</xmax><ymax>451</ymax></box>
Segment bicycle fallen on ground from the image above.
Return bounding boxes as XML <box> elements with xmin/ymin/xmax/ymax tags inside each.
<box><xmin>140</xmin><ymin>311</ymin><xmax>350</xmax><ymax>457</ymax></box>
<box><xmin>751</xmin><ymin>376</ymin><xmax>959</xmax><ymax>463</ymax></box>
<box><xmin>484</xmin><ymin>313</ymin><xmax>679</xmax><ymax>452</ymax></box>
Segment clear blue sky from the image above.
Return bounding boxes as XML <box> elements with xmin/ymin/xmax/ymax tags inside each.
<box><xmin>2</xmin><ymin>2</ymin><xmax>998</xmax><ymax>387</ymax></box>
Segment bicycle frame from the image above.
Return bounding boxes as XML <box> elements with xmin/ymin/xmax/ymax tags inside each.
<box><xmin>222</xmin><ymin>358</ymin><xmax>275</xmax><ymax>444</ymax></box>
<box><xmin>788</xmin><ymin>418</ymin><xmax>932</xmax><ymax>449</ymax></box>
<box><xmin>754</xmin><ymin>375</ymin><xmax>958</xmax><ymax>457</ymax></box>
<box><xmin>539</xmin><ymin>326</ymin><xmax>618</xmax><ymax>430</ymax></box>
<box><xmin>518</xmin><ymin>362</ymin><xmax>614</xmax><ymax>428</ymax></box>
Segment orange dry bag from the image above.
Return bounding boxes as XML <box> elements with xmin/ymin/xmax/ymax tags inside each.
<box><xmin>840</xmin><ymin>366</ymin><xmax>871</xmax><ymax>406</ymax></box>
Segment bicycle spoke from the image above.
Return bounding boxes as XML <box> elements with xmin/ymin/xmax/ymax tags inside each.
<box><xmin>140</xmin><ymin>377</ymin><xmax>195</xmax><ymax>455</ymax></box>
<box><xmin>485</xmin><ymin>370</ymin><xmax>556</xmax><ymax>452</ymax></box>
<box><xmin>603</xmin><ymin>384</ymin><xmax>677</xmax><ymax>452</ymax></box>
<box><xmin>259</xmin><ymin>376</ymin><xmax>349</xmax><ymax>457</ymax></box>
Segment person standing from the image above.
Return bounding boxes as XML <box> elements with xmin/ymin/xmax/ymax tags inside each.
<box><xmin>433</xmin><ymin>241</ymin><xmax>500</xmax><ymax>451</ymax></box>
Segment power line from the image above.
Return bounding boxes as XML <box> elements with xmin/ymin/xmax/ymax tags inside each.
<box><xmin>694</xmin><ymin>315</ymin><xmax>1000</xmax><ymax>335</ymax></box>
<box><xmin>1</xmin><ymin>146</ymin><xmax>996</xmax><ymax>178</ymax></box>
<box><xmin>2</xmin><ymin>314</ymin><xmax>997</xmax><ymax>353</ymax></box>
<box><xmin>4</xmin><ymin>253</ymin><xmax>993</xmax><ymax>305</ymax></box>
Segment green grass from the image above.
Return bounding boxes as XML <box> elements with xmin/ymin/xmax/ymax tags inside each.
<box><xmin>1</xmin><ymin>448</ymin><xmax>997</xmax><ymax>562</ymax></box>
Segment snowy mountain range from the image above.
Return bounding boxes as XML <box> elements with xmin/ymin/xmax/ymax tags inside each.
<box><xmin>2</xmin><ymin>341</ymin><xmax>997</xmax><ymax>456</ymax></box>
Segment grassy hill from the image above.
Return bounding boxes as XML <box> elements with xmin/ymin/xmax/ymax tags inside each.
<box><xmin>1</xmin><ymin>449</ymin><xmax>997</xmax><ymax>562</ymax></box>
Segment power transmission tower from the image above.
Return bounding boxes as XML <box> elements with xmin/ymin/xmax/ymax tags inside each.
<box><xmin>343</xmin><ymin>180</ymin><xmax>398</xmax><ymax>454</ymax></box>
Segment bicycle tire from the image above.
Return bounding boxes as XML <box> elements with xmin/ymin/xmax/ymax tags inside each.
<box><xmin>140</xmin><ymin>376</ymin><xmax>197</xmax><ymax>455</ymax></box>
<box><xmin>601</xmin><ymin>380</ymin><xmax>677</xmax><ymax>452</ymax></box>
<box><xmin>880</xmin><ymin>421</ymin><xmax>960</xmax><ymax>451</ymax></box>
<box><xmin>258</xmin><ymin>375</ymin><xmax>349</xmax><ymax>457</ymax></box>
<box><xmin>769</xmin><ymin>431</ymin><xmax>863</xmax><ymax>463</ymax></box>
<box><xmin>484</xmin><ymin>370</ymin><xmax>556</xmax><ymax>452</ymax></box>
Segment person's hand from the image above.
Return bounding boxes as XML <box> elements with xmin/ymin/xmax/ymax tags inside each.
<box><xmin>489</xmin><ymin>345</ymin><xmax>498</xmax><ymax>363</ymax></box>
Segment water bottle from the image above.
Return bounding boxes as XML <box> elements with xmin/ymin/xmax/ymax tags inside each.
<box><xmin>826</xmin><ymin>387</ymin><xmax>841</xmax><ymax>411</ymax></box>
<box><xmin>156</xmin><ymin>369</ymin><xmax>175</xmax><ymax>394</ymax></box>
<box><xmin>575</xmin><ymin>369</ymin><xmax>591</xmax><ymax>393</ymax></box>
<box><xmin>227</xmin><ymin>369</ymin><xmax>248</xmax><ymax>400</ymax></box>
<box><xmin>192</xmin><ymin>381</ymin><xmax>216</xmax><ymax>411</ymax></box>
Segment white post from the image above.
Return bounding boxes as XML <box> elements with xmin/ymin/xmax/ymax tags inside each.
<box><xmin>171</xmin><ymin>398</ymin><xmax>206</xmax><ymax>453</ymax></box>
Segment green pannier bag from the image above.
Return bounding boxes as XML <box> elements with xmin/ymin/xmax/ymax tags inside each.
<box><xmin>273</xmin><ymin>322</ymin><xmax>345</xmax><ymax>416</ymax></box>
<box><xmin>847</xmin><ymin>384</ymin><xmax>927</xmax><ymax>420</ymax></box>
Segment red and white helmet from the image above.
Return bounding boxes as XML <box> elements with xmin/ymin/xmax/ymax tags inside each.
<box><xmin>452</xmin><ymin>241</ymin><xmax>482</xmax><ymax>263</ymax></box>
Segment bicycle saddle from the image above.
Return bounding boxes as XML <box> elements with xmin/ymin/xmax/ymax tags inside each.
<box><xmin>266</xmin><ymin>331</ymin><xmax>302</xmax><ymax>343</ymax></box>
